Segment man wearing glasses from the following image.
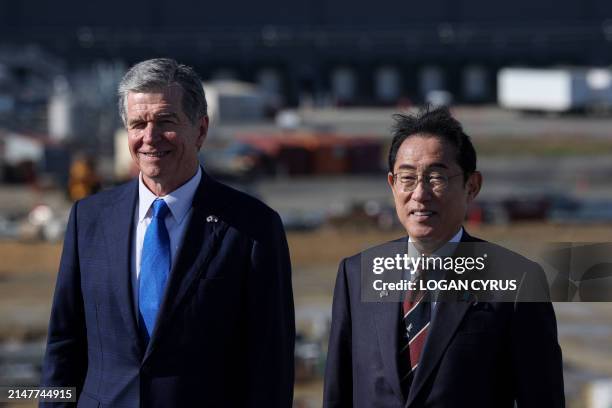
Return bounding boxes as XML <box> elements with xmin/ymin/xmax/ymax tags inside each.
<box><xmin>323</xmin><ymin>107</ymin><xmax>564</xmax><ymax>407</ymax></box>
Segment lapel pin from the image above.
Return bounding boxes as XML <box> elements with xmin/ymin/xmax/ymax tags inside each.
<box><xmin>206</xmin><ymin>215</ymin><xmax>219</xmax><ymax>223</ymax></box>
<box><xmin>462</xmin><ymin>291</ymin><xmax>478</xmax><ymax>306</ymax></box>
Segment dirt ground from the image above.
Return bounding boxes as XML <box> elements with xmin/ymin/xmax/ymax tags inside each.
<box><xmin>2</xmin><ymin>221</ymin><xmax>611</xmax><ymax>337</ymax></box>
<box><xmin>1</xmin><ymin>222</ymin><xmax>612</xmax><ymax>407</ymax></box>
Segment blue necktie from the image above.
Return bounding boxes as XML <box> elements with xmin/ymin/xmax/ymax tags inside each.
<box><xmin>139</xmin><ymin>199</ymin><xmax>171</xmax><ymax>345</ymax></box>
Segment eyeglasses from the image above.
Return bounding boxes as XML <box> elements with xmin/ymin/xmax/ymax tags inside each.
<box><xmin>392</xmin><ymin>171</ymin><xmax>464</xmax><ymax>193</ymax></box>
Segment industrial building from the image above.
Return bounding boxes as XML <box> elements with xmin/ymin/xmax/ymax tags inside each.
<box><xmin>2</xmin><ymin>0</ymin><xmax>612</xmax><ymax>105</ymax></box>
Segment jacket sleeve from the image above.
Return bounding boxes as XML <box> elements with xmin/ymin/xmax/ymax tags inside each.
<box><xmin>323</xmin><ymin>258</ymin><xmax>353</xmax><ymax>408</ymax></box>
<box><xmin>39</xmin><ymin>202</ymin><xmax>88</xmax><ymax>408</ymax></box>
<box><xmin>512</xmin><ymin>264</ymin><xmax>565</xmax><ymax>408</ymax></box>
<box><xmin>245</xmin><ymin>211</ymin><xmax>295</xmax><ymax>407</ymax></box>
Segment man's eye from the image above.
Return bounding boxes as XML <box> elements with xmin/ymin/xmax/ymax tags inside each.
<box><xmin>429</xmin><ymin>175</ymin><xmax>446</xmax><ymax>185</ymax></box>
<box><xmin>156</xmin><ymin>116</ymin><xmax>178</xmax><ymax>124</ymax></box>
<box><xmin>131</xmin><ymin>122</ymin><xmax>146</xmax><ymax>129</ymax></box>
<box><xmin>400</xmin><ymin>176</ymin><xmax>417</xmax><ymax>183</ymax></box>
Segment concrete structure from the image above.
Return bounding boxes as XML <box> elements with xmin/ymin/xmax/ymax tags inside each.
<box><xmin>3</xmin><ymin>1</ymin><xmax>612</xmax><ymax>105</ymax></box>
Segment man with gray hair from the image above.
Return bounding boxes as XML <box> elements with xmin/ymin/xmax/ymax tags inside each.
<box><xmin>40</xmin><ymin>58</ymin><xmax>295</xmax><ymax>407</ymax></box>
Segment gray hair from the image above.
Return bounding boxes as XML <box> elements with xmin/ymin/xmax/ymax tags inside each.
<box><xmin>117</xmin><ymin>58</ymin><xmax>207</xmax><ymax>125</ymax></box>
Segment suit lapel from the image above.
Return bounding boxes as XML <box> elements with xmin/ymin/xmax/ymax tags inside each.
<box><xmin>405</xmin><ymin>230</ymin><xmax>479</xmax><ymax>407</ymax></box>
<box><xmin>102</xmin><ymin>179</ymin><xmax>141</xmax><ymax>353</ymax></box>
<box><xmin>143</xmin><ymin>172</ymin><xmax>229</xmax><ymax>362</ymax></box>
<box><xmin>405</xmin><ymin>301</ymin><xmax>471</xmax><ymax>407</ymax></box>
<box><xmin>371</xmin><ymin>236</ymin><xmax>409</xmax><ymax>404</ymax></box>
<box><xmin>373</xmin><ymin>300</ymin><xmax>405</xmax><ymax>404</ymax></box>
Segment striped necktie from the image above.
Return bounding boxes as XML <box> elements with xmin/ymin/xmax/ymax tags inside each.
<box><xmin>399</xmin><ymin>269</ymin><xmax>431</xmax><ymax>396</ymax></box>
<box><xmin>139</xmin><ymin>199</ymin><xmax>171</xmax><ymax>345</ymax></box>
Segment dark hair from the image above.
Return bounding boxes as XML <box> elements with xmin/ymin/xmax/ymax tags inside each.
<box><xmin>388</xmin><ymin>106</ymin><xmax>477</xmax><ymax>181</ymax></box>
<box><xmin>118</xmin><ymin>58</ymin><xmax>207</xmax><ymax>125</ymax></box>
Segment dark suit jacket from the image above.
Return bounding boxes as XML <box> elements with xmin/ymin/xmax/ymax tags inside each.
<box><xmin>40</xmin><ymin>170</ymin><xmax>295</xmax><ymax>408</ymax></box>
<box><xmin>323</xmin><ymin>231</ymin><xmax>564</xmax><ymax>408</ymax></box>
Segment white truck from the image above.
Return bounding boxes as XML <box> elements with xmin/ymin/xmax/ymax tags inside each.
<box><xmin>497</xmin><ymin>67</ymin><xmax>612</xmax><ymax>113</ymax></box>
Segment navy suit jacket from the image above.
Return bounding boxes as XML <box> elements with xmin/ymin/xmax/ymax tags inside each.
<box><xmin>40</xmin><ymin>171</ymin><xmax>295</xmax><ymax>408</ymax></box>
<box><xmin>323</xmin><ymin>231</ymin><xmax>565</xmax><ymax>408</ymax></box>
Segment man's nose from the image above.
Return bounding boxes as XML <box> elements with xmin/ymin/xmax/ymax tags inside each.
<box><xmin>142</xmin><ymin>122</ymin><xmax>161</xmax><ymax>143</ymax></box>
<box><xmin>410</xmin><ymin>178</ymin><xmax>432</xmax><ymax>202</ymax></box>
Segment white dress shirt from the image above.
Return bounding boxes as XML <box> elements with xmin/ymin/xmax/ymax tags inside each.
<box><xmin>406</xmin><ymin>227</ymin><xmax>464</xmax><ymax>312</ymax></box>
<box><xmin>131</xmin><ymin>167</ymin><xmax>202</xmax><ymax>314</ymax></box>
<box><xmin>407</xmin><ymin>227</ymin><xmax>464</xmax><ymax>261</ymax></box>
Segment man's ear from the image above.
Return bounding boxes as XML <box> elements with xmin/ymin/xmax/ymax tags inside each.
<box><xmin>387</xmin><ymin>172</ymin><xmax>395</xmax><ymax>190</ymax></box>
<box><xmin>197</xmin><ymin>116</ymin><xmax>209</xmax><ymax>149</ymax></box>
<box><xmin>466</xmin><ymin>171</ymin><xmax>482</xmax><ymax>201</ymax></box>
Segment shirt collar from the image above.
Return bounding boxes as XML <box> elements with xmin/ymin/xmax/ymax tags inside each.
<box><xmin>138</xmin><ymin>167</ymin><xmax>202</xmax><ymax>223</ymax></box>
<box><xmin>408</xmin><ymin>227</ymin><xmax>464</xmax><ymax>258</ymax></box>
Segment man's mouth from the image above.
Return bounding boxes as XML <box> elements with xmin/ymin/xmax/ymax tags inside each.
<box><xmin>140</xmin><ymin>151</ymin><xmax>170</xmax><ymax>158</ymax></box>
<box><xmin>410</xmin><ymin>210</ymin><xmax>436</xmax><ymax>217</ymax></box>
